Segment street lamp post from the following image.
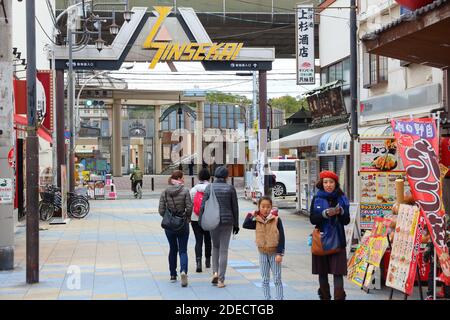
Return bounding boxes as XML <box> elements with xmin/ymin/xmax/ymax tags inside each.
<box><xmin>349</xmin><ymin>0</ymin><xmax>358</xmax><ymax>201</ymax></box>
<box><xmin>52</xmin><ymin>1</ymin><xmax>133</xmax><ymax>193</ymax></box>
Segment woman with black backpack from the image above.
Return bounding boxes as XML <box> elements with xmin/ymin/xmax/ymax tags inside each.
<box><xmin>190</xmin><ymin>169</ymin><xmax>212</xmax><ymax>273</ymax></box>
<box><xmin>158</xmin><ymin>170</ymin><xmax>193</xmax><ymax>287</ymax></box>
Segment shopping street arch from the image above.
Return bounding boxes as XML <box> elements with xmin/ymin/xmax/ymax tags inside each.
<box><xmin>54</xmin><ymin>5</ymin><xmax>275</xmax><ymax>177</ymax></box>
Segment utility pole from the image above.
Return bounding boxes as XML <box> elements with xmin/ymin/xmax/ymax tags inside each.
<box><xmin>259</xmin><ymin>70</ymin><xmax>270</xmax><ymax>196</ymax></box>
<box><xmin>0</xmin><ymin>0</ymin><xmax>14</xmax><ymax>271</ymax></box>
<box><xmin>26</xmin><ymin>0</ymin><xmax>40</xmax><ymax>283</ymax></box>
<box><xmin>349</xmin><ymin>0</ymin><xmax>358</xmax><ymax>202</ymax></box>
<box><xmin>67</xmin><ymin>0</ymin><xmax>77</xmax><ymax>193</ymax></box>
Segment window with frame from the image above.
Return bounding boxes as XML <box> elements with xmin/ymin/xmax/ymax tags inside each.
<box><xmin>364</xmin><ymin>52</ymin><xmax>389</xmax><ymax>88</ymax></box>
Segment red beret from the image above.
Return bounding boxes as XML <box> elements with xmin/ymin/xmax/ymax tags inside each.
<box><xmin>320</xmin><ymin>170</ymin><xmax>339</xmax><ymax>182</ymax></box>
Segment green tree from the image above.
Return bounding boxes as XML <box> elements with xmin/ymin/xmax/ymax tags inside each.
<box><xmin>268</xmin><ymin>95</ymin><xmax>308</xmax><ymax>118</ymax></box>
<box><xmin>206</xmin><ymin>91</ymin><xmax>251</xmax><ymax>105</ymax></box>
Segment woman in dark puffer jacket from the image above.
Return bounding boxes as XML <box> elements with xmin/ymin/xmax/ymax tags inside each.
<box><xmin>159</xmin><ymin>170</ymin><xmax>193</xmax><ymax>288</ymax></box>
<box><xmin>199</xmin><ymin>166</ymin><xmax>239</xmax><ymax>288</ymax></box>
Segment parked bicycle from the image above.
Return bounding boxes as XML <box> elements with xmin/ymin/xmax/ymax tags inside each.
<box><xmin>39</xmin><ymin>185</ymin><xmax>90</xmax><ymax>221</ymax></box>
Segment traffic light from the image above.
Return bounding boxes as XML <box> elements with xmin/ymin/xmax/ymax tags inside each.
<box><xmin>85</xmin><ymin>100</ymin><xmax>104</xmax><ymax>107</ymax></box>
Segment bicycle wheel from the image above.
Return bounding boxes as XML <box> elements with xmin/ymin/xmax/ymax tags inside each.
<box><xmin>68</xmin><ymin>197</ymin><xmax>90</xmax><ymax>219</ymax></box>
<box><xmin>39</xmin><ymin>202</ymin><xmax>54</xmax><ymax>221</ymax></box>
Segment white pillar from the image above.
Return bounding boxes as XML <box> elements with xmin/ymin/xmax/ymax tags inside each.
<box><xmin>112</xmin><ymin>100</ymin><xmax>122</xmax><ymax>176</ymax></box>
<box><xmin>154</xmin><ymin>105</ymin><xmax>162</xmax><ymax>174</ymax></box>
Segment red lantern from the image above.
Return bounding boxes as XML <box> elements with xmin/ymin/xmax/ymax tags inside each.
<box><xmin>395</xmin><ymin>0</ymin><xmax>434</xmax><ymax>11</ymax></box>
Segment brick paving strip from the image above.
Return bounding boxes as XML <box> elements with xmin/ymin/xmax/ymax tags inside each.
<box><xmin>0</xmin><ymin>194</ymin><xmax>417</xmax><ymax>300</ymax></box>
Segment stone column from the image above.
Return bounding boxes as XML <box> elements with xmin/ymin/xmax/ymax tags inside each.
<box><xmin>195</xmin><ymin>101</ymin><xmax>204</xmax><ymax>174</ymax></box>
<box><xmin>154</xmin><ymin>105</ymin><xmax>162</xmax><ymax>174</ymax></box>
<box><xmin>112</xmin><ymin>100</ymin><xmax>122</xmax><ymax>176</ymax></box>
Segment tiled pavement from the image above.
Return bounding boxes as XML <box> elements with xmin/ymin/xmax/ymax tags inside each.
<box><xmin>0</xmin><ymin>196</ymin><xmax>417</xmax><ymax>300</ymax></box>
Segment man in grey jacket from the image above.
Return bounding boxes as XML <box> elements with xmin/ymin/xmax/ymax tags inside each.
<box><xmin>200</xmin><ymin>166</ymin><xmax>239</xmax><ymax>288</ymax></box>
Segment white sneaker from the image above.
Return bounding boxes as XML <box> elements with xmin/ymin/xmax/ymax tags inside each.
<box><xmin>181</xmin><ymin>272</ymin><xmax>188</xmax><ymax>287</ymax></box>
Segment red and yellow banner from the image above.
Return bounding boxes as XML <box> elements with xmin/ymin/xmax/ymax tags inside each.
<box><xmin>392</xmin><ymin>118</ymin><xmax>450</xmax><ymax>285</ymax></box>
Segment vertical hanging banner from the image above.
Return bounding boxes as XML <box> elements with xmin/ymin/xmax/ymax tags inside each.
<box><xmin>392</xmin><ymin>118</ymin><xmax>450</xmax><ymax>285</ymax></box>
<box><xmin>296</xmin><ymin>5</ymin><xmax>315</xmax><ymax>85</ymax></box>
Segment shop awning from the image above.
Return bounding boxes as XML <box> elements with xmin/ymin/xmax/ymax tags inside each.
<box><xmin>359</xmin><ymin>124</ymin><xmax>394</xmax><ymax>138</ymax></box>
<box><xmin>75</xmin><ymin>145</ymin><xmax>98</xmax><ymax>154</ymax></box>
<box><xmin>14</xmin><ymin>114</ymin><xmax>53</xmax><ymax>143</ymax></box>
<box><xmin>318</xmin><ymin>129</ymin><xmax>351</xmax><ymax>155</ymax></box>
<box><xmin>359</xmin><ymin>105</ymin><xmax>439</xmax><ymax>124</ymax></box>
<box><xmin>361</xmin><ymin>0</ymin><xmax>450</xmax><ymax>69</ymax></box>
<box><xmin>268</xmin><ymin>123</ymin><xmax>347</xmax><ymax>149</ymax></box>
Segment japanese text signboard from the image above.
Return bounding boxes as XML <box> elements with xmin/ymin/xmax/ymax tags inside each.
<box><xmin>360</xmin><ymin>139</ymin><xmax>403</xmax><ymax>171</ymax></box>
<box><xmin>392</xmin><ymin>118</ymin><xmax>450</xmax><ymax>285</ymax></box>
<box><xmin>386</xmin><ymin>204</ymin><xmax>425</xmax><ymax>295</ymax></box>
<box><xmin>296</xmin><ymin>5</ymin><xmax>315</xmax><ymax>85</ymax></box>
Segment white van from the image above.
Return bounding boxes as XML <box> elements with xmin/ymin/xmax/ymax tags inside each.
<box><xmin>268</xmin><ymin>158</ymin><xmax>297</xmax><ymax>197</ymax></box>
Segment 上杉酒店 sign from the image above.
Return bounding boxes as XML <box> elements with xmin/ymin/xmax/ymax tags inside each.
<box><xmin>296</xmin><ymin>5</ymin><xmax>315</xmax><ymax>85</ymax></box>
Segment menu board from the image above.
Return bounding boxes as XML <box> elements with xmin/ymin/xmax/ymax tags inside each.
<box><xmin>360</xmin><ymin>171</ymin><xmax>409</xmax><ymax>230</ymax></box>
<box><xmin>360</xmin><ymin>139</ymin><xmax>403</xmax><ymax>172</ymax></box>
<box><xmin>360</xmin><ymin>172</ymin><xmax>408</xmax><ymax>204</ymax></box>
<box><xmin>386</xmin><ymin>204</ymin><xmax>426</xmax><ymax>296</ymax></box>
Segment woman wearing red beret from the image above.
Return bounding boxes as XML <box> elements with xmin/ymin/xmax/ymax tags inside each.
<box><xmin>310</xmin><ymin>170</ymin><xmax>350</xmax><ymax>300</ymax></box>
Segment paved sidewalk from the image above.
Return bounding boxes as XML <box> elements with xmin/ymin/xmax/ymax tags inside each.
<box><xmin>0</xmin><ymin>196</ymin><xmax>409</xmax><ymax>300</ymax></box>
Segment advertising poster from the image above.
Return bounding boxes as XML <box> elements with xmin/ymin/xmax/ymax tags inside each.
<box><xmin>347</xmin><ymin>231</ymin><xmax>372</xmax><ymax>282</ymax></box>
<box><xmin>366</xmin><ymin>236</ymin><xmax>389</xmax><ymax>267</ymax></box>
<box><xmin>360</xmin><ymin>171</ymin><xmax>409</xmax><ymax>230</ymax></box>
<box><xmin>360</xmin><ymin>172</ymin><xmax>408</xmax><ymax>204</ymax></box>
<box><xmin>360</xmin><ymin>203</ymin><xmax>392</xmax><ymax>230</ymax></box>
<box><xmin>0</xmin><ymin>178</ymin><xmax>13</xmax><ymax>204</ymax></box>
<box><xmin>94</xmin><ymin>181</ymin><xmax>105</xmax><ymax>199</ymax></box>
<box><xmin>386</xmin><ymin>204</ymin><xmax>425</xmax><ymax>295</ymax></box>
<box><xmin>392</xmin><ymin>118</ymin><xmax>450</xmax><ymax>284</ymax></box>
<box><xmin>87</xmin><ymin>181</ymin><xmax>95</xmax><ymax>199</ymax></box>
<box><xmin>360</xmin><ymin>139</ymin><xmax>402</xmax><ymax>172</ymax></box>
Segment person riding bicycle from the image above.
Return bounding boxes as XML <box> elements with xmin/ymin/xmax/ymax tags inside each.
<box><xmin>130</xmin><ymin>166</ymin><xmax>144</xmax><ymax>196</ymax></box>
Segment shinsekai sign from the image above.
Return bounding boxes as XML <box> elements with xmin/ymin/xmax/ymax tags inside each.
<box><xmin>143</xmin><ymin>6</ymin><xmax>243</xmax><ymax>69</ymax></box>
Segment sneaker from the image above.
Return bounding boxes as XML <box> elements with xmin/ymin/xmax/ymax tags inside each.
<box><xmin>170</xmin><ymin>276</ymin><xmax>177</xmax><ymax>283</ymax></box>
<box><xmin>426</xmin><ymin>295</ymin><xmax>434</xmax><ymax>300</ymax></box>
<box><xmin>217</xmin><ymin>281</ymin><xmax>225</xmax><ymax>288</ymax></box>
<box><xmin>181</xmin><ymin>272</ymin><xmax>188</xmax><ymax>287</ymax></box>
<box><xmin>211</xmin><ymin>272</ymin><xmax>219</xmax><ymax>285</ymax></box>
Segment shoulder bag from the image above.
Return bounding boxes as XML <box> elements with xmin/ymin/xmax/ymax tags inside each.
<box><xmin>161</xmin><ymin>192</ymin><xmax>186</xmax><ymax>233</ymax></box>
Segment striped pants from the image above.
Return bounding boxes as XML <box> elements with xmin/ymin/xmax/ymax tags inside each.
<box><xmin>259</xmin><ymin>252</ymin><xmax>283</xmax><ymax>300</ymax></box>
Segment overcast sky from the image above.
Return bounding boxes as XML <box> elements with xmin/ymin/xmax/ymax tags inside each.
<box><xmin>108</xmin><ymin>58</ymin><xmax>320</xmax><ymax>99</ymax></box>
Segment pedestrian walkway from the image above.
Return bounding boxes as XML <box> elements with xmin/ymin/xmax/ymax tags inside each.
<box><xmin>0</xmin><ymin>197</ymin><xmax>411</xmax><ymax>300</ymax></box>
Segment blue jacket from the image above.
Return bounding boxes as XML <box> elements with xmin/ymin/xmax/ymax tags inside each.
<box><xmin>309</xmin><ymin>190</ymin><xmax>350</xmax><ymax>249</ymax></box>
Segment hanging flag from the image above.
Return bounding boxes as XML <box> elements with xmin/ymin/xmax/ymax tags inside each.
<box><xmin>392</xmin><ymin>118</ymin><xmax>450</xmax><ymax>285</ymax></box>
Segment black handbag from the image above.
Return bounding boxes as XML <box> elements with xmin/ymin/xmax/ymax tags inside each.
<box><xmin>161</xmin><ymin>192</ymin><xmax>186</xmax><ymax>233</ymax></box>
